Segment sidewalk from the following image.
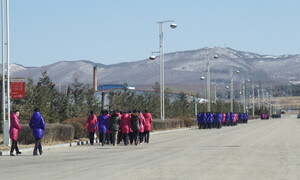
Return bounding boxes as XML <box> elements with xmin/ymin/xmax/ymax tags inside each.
<box><xmin>0</xmin><ymin>127</ymin><xmax>193</xmax><ymax>156</ymax></box>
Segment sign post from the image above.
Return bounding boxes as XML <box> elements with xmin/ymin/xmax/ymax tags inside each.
<box><xmin>11</xmin><ymin>78</ymin><xmax>25</xmax><ymax>99</ymax></box>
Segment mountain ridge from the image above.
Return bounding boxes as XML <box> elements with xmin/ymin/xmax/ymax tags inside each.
<box><xmin>3</xmin><ymin>47</ymin><xmax>299</xmax><ymax>91</ymax></box>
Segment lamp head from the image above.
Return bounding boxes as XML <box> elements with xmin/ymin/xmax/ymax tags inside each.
<box><xmin>170</xmin><ymin>23</ymin><xmax>177</xmax><ymax>29</ymax></box>
<box><xmin>149</xmin><ymin>56</ymin><xmax>156</xmax><ymax>60</ymax></box>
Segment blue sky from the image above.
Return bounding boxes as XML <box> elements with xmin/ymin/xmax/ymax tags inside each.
<box><xmin>5</xmin><ymin>0</ymin><xmax>300</xmax><ymax>66</ymax></box>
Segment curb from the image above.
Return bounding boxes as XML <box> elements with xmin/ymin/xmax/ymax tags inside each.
<box><xmin>0</xmin><ymin>128</ymin><xmax>192</xmax><ymax>156</ymax></box>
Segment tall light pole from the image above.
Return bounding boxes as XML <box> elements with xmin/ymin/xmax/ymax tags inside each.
<box><xmin>242</xmin><ymin>79</ymin><xmax>250</xmax><ymax>113</ymax></box>
<box><xmin>252</xmin><ymin>84</ymin><xmax>255</xmax><ymax>116</ymax></box>
<box><xmin>257</xmin><ymin>85</ymin><xmax>260</xmax><ymax>112</ymax></box>
<box><xmin>206</xmin><ymin>53</ymin><xmax>218</xmax><ymax>112</ymax></box>
<box><xmin>149</xmin><ymin>20</ymin><xmax>177</xmax><ymax>120</ymax></box>
<box><xmin>229</xmin><ymin>69</ymin><xmax>240</xmax><ymax>112</ymax></box>
<box><xmin>2</xmin><ymin>0</ymin><xmax>10</xmax><ymax>146</ymax></box>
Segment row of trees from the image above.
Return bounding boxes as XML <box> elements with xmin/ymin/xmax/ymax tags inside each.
<box><xmin>1</xmin><ymin>71</ymin><xmax>101</xmax><ymax>125</ymax></box>
<box><xmin>0</xmin><ymin>71</ymin><xmax>272</xmax><ymax>129</ymax></box>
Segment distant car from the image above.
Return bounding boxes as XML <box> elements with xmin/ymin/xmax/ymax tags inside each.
<box><xmin>297</xmin><ymin>114</ymin><xmax>300</xmax><ymax>119</ymax></box>
<box><xmin>272</xmin><ymin>114</ymin><xmax>281</xmax><ymax>118</ymax></box>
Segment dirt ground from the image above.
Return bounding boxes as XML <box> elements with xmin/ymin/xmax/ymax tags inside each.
<box><xmin>273</xmin><ymin>96</ymin><xmax>300</xmax><ymax>113</ymax></box>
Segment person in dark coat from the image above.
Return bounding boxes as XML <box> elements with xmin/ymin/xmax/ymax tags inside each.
<box><xmin>108</xmin><ymin>110</ymin><xmax>120</xmax><ymax>146</ymax></box>
<box><xmin>29</xmin><ymin>108</ymin><xmax>45</xmax><ymax>156</ymax></box>
<box><xmin>130</xmin><ymin>110</ymin><xmax>141</xmax><ymax>145</ymax></box>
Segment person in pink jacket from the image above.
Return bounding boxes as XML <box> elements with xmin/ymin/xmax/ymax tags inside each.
<box><xmin>233</xmin><ymin>113</ymin><xmax>238</xmax><ymax>126</ymax></box>
<box><xmin>139</xmin><ymin>111</ymin><xmax>145</xmax><ymax>144</ymax></box>
<box><xmin>84</xmin><ymin>111</ymin><xmax>97</xmax><ymax>145</ymax></box>
<box><xmin>120</xmin><ymin>111</ymin><xmax>131</xmax><ymax>146</ymax></box>
<box><xmin>106</xmin><ymin>112</ymin><xmax>111</xmax><ymax>145</ymax></box>
<box><xmin>222</xmin><ymin>113</ymin><xmax>226</xmax><ymax>126</ymax></box>
<box><xmin>143</xmin><ymin>110</ymin><xmax>152</xmax><ymax>144</ymax></box>
<box><xmin>9</xmin><ymin>110</ymin><xmax>22</xmax><ymax>156</ymax></box>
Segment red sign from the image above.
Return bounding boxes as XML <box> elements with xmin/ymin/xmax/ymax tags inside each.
<box><xmin>11</xmin><ymin>78</ymin><xmax>25</xmax><ymax>99</ymax></box>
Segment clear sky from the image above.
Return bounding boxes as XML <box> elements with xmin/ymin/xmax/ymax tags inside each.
<box><xmin>4</xmin><ymin>0</ymin><xmax>300</xmax><ymax>66</ymax></box>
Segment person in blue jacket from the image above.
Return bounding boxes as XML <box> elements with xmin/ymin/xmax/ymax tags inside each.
<box><xmin>229</xmin><ymin>112</ymin><xmax>234</xmax><ymax>126</ymax></box>
<box><xmin>202</xmin><ymin>112</ymin><xmax>207</xmax><ymax>129</ymax></box>
<box><xmin>217</xmin><ymin>112</ymin><xmax>223</xmax><ymax>129</ymax></box>
<box><xmin>226</xmin><ymin>112</ymin><xmax>230</xmax><ymax>126</ymax></box>
<box><xmin>209</xmin><ymin>112</ymin><xmax>214</xmax><ymax>129</ymax></box>
<box><xmin>197</xmin><ymin>113</ymin><xmax>201</xmax><ymax>129</ymax></box>
<box><xmin>29</xmin><ymin>108</ymin><xmax>45</xmax><ymax>156</ymax></box>
<box><xmin>95</xmin><ymin>110</ymin><xmax>108</xmax><ymax>146</ymax></box>
<box><xmin>213</xmin><ymin>113</ymin><xmax>218</xmax><ymax>128</ymax></box>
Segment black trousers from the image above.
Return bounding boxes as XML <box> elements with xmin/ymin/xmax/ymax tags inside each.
<box><xmin>106</xmin><ymin>133</ymin><xmax>111</xmax><ymax>144</ymax></box>
<box><xmin>139</xmin><ymin>132</ymin><xmax>144</xmax><ymax>143</ymax></box>
<box><xmin>129</xmin><ymin>132</ymin><xmax>134</xmax><ymax>144</ymax></box>
<box><xmin>99</xmin><ymin>132</ymin><xmax>106</xmax><ymax>145</ymax></box>
<box><xmin>133</xmin><ymin>130</ymin><xmax>139</xmax><ymax>145</ymax></box>
<box><xmin>144</xmin><ymin>131</ymin><xmax>150</xmax><ymax>143</ymax></box>
<box><xmin>10</xmin><ymin>140</ymin><xmax>19</xmax><ymax>153</ymax></box>
<box><xmin>89</xmin><ymin>132</ymin><xmax>95</xmax><ymax>145</ymax></box>
<box><xmin>34</xmin><ymin>138</ymin><xmax>42</xmax><ymax>155</ymax></box>
<box><xmin>123</xmin><ymin>133</ymin><xmax>129</xmax><ymax>146</ymax></box>
<box><xmin>117</xmin><ymin>131</ymin><xmax>122</xmax><ymax>144</ymax></box>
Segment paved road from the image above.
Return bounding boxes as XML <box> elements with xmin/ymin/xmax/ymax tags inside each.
<box><xmin>1</xmin><ymin>114</ymin><xmax>300</xmax><ymax>180</ymax></box>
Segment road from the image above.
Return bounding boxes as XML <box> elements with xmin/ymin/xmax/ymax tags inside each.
<box><xmin>1</xmin><ymin>114</ymin><xmax>300</xmax><ymax>180</ymax></box>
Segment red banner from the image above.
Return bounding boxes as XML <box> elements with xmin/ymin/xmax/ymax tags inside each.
<box><xmin>11</xmin><ymin>78</ymin><xmax>25</xmax><ymax>99</ymax></box>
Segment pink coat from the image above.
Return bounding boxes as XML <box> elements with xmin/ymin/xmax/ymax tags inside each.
<box><xmin>120</xmin><ymin>113</ymin><xmax>131</xmax><ymax>134</ymax></box>
<box><xmin>234</xmin><ymin>113</ymin><xmax>238</xmax><ymax>122</ymax></box>
<box><xmin>222</xmin><ymin>113</ymin><xmax>226</xmax><ymax>122</ymax></box>
<box><xmin>9</xmin><ymin>113</ymin><xmax>22</xmax><ymax>141</ymax></box>
<box><xmin>139</xmin><ymin>113</ymin><xmax>145</xmax><ymax>133</ymax></box>
<box><xmin>143</xmin><ymin>113</ymin><xmax>152</xmax><ymax>131</ymax></box>
<box><xmin>85</xmin><ymin>114</ymin><xmax>97</xmax><ymax>133</ymax></box>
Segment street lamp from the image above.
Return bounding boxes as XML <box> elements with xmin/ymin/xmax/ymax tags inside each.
<box><xmin>206</xmin><ymin>54</ymin><xmax>218</xmax><ymax>112</ymax></box>
<box><xmin>242</xmin><ymin>79</ymin><xmax>250</xmax><ymax>113</ymax></box>
<box><xmin>149</xmin><ymin>20</ymin><xmax>177</xmax><ymax>121</ymax></box>
<box><xmin>229</xmin><ymin>69</ymin><xmax>240</xmax><ymax>112</ymax></box>
<box><xmin>2</xmin><ymin>0</ymin><xmax>10</xmax><ymax>146</ymax></box>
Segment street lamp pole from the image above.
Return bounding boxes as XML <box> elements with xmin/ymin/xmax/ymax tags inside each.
<box><xmin>252</xmin><ymin>84</ymin><xmax>255</xmax><ymax>116</ymax></box>
<box><xmin>206</xmin><ymin>53</ymin><xmax>218</xmax><ymax>112</ymax></box>
<box><xmin>150</xmin><ymin>20</ymin><xmax>176</xmax><ymax>121</ymax></box>
<box><xmin>206</xmin><ymin>52</ymin><xmax>210</xmax><ymax>112</ymax></box>
<box><xmin>242</xmin><ymin>80</ymin><xmax>246</xmax><ymax>113</ymax></box>
<box><xmin>2</xmin><ymin>0</ymin><xmax>10</xmax><ymax>146</ymax></box>
<box><xmin>230</xmin><ymin>68</ymin><xmax>239</xmax><ymax>112</ymax></box>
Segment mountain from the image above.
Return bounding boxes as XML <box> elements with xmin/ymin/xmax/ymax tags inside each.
<box><xmin>5</xmin><ymin>47</ymin><xmax>300</xmax><ymax>91</ymax></box>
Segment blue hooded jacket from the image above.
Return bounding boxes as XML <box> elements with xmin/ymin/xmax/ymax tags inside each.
<box><xmin>226</xmin><ymin>113</ymin><xmax>230</xmax><ymax>122</ymax></box>
<box><xmin>95</xmin><ymin>114</ymin><xmax>108</xmax><ymax>133</ymax></box>
<box><xmin>29</xmin><ymin>111</ymin><xmax>45</xmax><ymax>139</ymax></box>
<box><xmin>218</xmin><ymin>113</ymin><xmax>223</xmax><ymax>123</ymax></box>
<box><xmin>203</xmin><ymin>113</ymin><xmax>207</xmax><ymax>124</ymax></box>
<box><xmin>230</xmin><ymin>112</ymin><xmax>234</xmax><ymax>121</ymax></box>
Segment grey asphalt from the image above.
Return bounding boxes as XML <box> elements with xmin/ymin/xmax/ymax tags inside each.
<box><xmin>1</xmin><ymin>114</ymin><xmax>300</xmax><ymax>180</ymax></box>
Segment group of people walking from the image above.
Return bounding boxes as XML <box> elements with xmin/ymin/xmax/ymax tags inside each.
<box><xmin>84</xmin><ymin>109</ymin><xmax>153</xmax><ymax>146</ymax></box>
<box><xmin>197</xmin><ymin>112</ymin><xmax>249</xmax><ymax>129</ymax></box>
<box><xmin>9</xmin><ymin>108</ymin><xmax>45</xmax><ymax>156</ymax></box>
